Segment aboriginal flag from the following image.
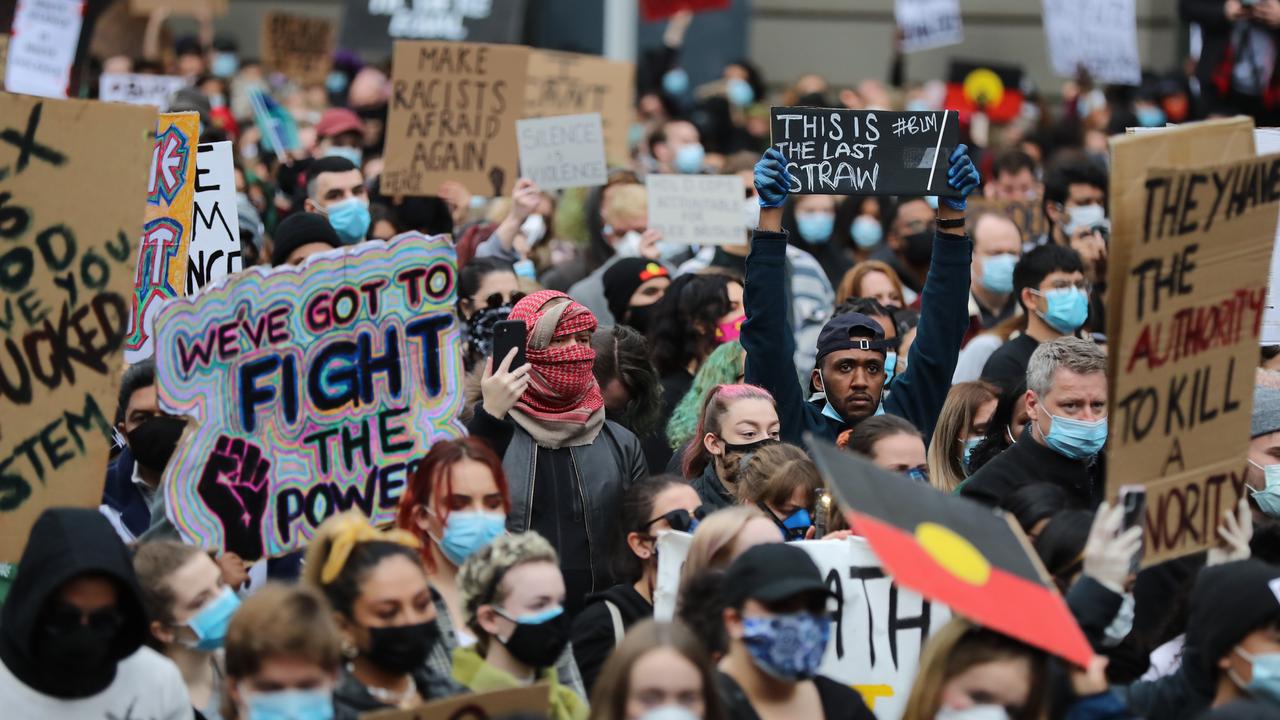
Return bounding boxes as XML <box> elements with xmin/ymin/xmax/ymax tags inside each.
<box><xmin>806</xmin><ymin>435</ymin><xmax>1093</xmax><ymax>667</ymax></box>
<box><xmin>944</xmin><ymin>60</ymin><xmax>1025</xmax><ymax>124</ymax></box>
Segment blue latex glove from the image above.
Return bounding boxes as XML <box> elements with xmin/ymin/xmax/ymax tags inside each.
<box><xmin>941</xmin><ymin>143</ymin><xmax>981</xmax><ymax>211</ymax></box>
<box><xmin>754</xmin><ymin>148</ymin><xmax>794</xmax><ymax>208</ymax></box>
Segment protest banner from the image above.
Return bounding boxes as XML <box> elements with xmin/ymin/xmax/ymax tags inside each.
<box><xmin>187</xmin><ymin>142</ymin><xmax>241</xmax><ymax>294</ymax></box>
<box><xmin>525</xmin><ymin>50</ymin><xmax>634</xmax><ymax>165</ymax></box>
<box><xmin>770</xmin><ymin>107</ymin><xmax>960</xmax><ymax>196</ymax></box>
<box><xmin>1254</xmin><ymin>128</ymin><xmax>1280</xmax><ymax>345</ymax></box>
<box><xmin>384</xmin><ymin>40</ymin><xmax>530</xmax><ymax>197</ymax></box>
<box><xmin>641</xmin><ymin>0</ymin><xmax>729</xmax><ymax>22</ymax></box>
<box><xmin>1043</xmin><ymin>0</ymin><xmax>1140</xmax><ymax>86</ymax></box>
<box><xmin>154</xmin><ymin>233</ymin><xmax>467</xmax><ymax>561</ymax></box>
<box><xmin>340</xmin><ymin>0</ymin><xmax>527</xmax><ymax>61</ymax></box>
<box><xmin>129</xmin><ymin>0</ymin><xmax>227</xmax><ymax>16</ymax></box>
<box><xmin>895</xmin><ymin>0</ymin><xmax>963</xmax><ymax>54</ymax></box>
<box><xmin>5</xmin><ymin>0</ymin><xmax>84</xmax><ymax>99</ymax></box>
<box><xmin>646</xmin><ymin>174</ymin><xmax>745</xmax><ymax>246</ymax></box>
<box><xmin>364</xmin><ymin>684</ymin><xmax>550</xmax><ymax>720</ymax></box>
<box><xmin>1108</xmin><ymin>154</ymin><xmax>1280</xmax><ymax>565</ymax></box>
<box><xmin>125</xmin><ymin>111</ymin><xmax>199</xmax><ymax>364</ymax></box>
<box><xmin>100</xmin><ymin>73</ymin><xmax>188</xmax><ymax>108</ymax></box>
<box><xmin>260</xmin><ymin>12</ymin><xmax>336</xmax><ymax>88</ymax></box>
<box><xmin>0</xmin><ymin>94</ymin><xmax>156</xmax><ymax>562</ymax></box>
<box><xmin>965</xmin><ymin>196</ymin><xmax>1049</xmax><ymax>243</ymax></box>
<box><xmin>516</xmin><ymin>113</ymin><xmax>607</xmax><ymax>191</ymax></box>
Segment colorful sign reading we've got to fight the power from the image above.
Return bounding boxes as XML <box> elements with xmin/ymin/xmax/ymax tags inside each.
<box><xmin>154</xmin><ymin>233</ymin><xmax>466</xmax><ymax>560</ymax></box>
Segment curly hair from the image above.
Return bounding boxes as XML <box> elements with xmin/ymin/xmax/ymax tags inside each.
<box><xmin>736</xmin><ymin>443</ymin><xmax>822</xmax><ymax>510</ymax></box>
<box><xmin>457</xmin><ymin>531</ymin><xmax>559</xmax><ymax>654</ymax></box>
<box><xmin>593</xmin><ymin>325</ymin><xmax>664</xmax><ymax>438</ymax></box>
<box><xmin>647</xmin><ymin>274</ymin><xmax>736</xmax><ymax>377</ymax></box>
<box><xmin>666</xmin><ymin>340</ymin><xmax>744</xmax><ymax>451</ymax></box>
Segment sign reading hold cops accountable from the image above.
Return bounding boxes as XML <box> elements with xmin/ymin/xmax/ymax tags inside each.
<box><xmin>646</xmin><ymin>174</ymin><xmax>745</xmax><ymax>246</ymax></box>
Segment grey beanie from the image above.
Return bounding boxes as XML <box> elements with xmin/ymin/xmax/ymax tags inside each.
<box><xmin>1252</xmin><ymin>386</ymin><xmax>1280</xmax><ymax>438</ymax></box>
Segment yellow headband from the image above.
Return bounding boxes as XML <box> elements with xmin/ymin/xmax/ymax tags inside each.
<box><xmin>319</xmin><ymin>514</ymin><xmax>421</xmax><ymax>585</ymax></box>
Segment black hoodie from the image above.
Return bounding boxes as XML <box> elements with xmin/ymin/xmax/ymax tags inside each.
<box><xmin>569</xmin><ymin>583</ymin><xmax>652</xmax><ymax>695</ymax></box>
<box><xmin>0</xmin><ymin>507</ymin><xmax>150</xmax><ymax>699</ymax></box>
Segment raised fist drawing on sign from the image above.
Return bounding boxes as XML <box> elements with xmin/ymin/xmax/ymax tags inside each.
<box><xmin>197</xmin><ymin>435</ymin><xmax>271</xmax><ymax>561</ymax></box>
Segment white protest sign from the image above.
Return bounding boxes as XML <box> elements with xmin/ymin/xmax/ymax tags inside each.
<box><xmin>6</xmin><ymin>0</ymin><xmax>85</xmax><ymax>98</ymax></box>
<box><xmin>653</xmin><ymin>530</ymin><xmax>693</xmax><ymax>622</ymax></box>
<box><xmin>100</xmin><ymin>73</ymin><xmax>188</xmax><ymax>108</ymax></box>
<box><xmin>1043</xmin><ymin>0</ymin><xmax>1140</xmax><ymax>86</ymax></box>
<box><xmin>516</xmin><ymin>113</ymin><xmax>608</xmax><ymax>191</ymax></box>
<box><xmin>646</xmin><ymin>174</ymin><xmax>746</xmax><ymax>247</ymax></box>
<box><xmin>186</xmin><ymin>142</ymin><xmax>242</xmax><ymax>294</ymax></box>
<box><xmin>1257</xmin><ymin>128</ymin><xmax>1280</xmax><ymax>345</ymax></box>
<box><xmin>895</xmin><ymin>0</ymin><xmax>963</xmax><ymax>54</ymax></box>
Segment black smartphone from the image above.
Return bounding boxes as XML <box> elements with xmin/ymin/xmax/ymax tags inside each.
<box><xmin>1119</xmin><ymin>484</ymin><xmax>1146</xmax><ymax>572</ymax></box>
<box><xmin>490</xmin><ymin>319</ymin><xmax>527</xmax><ymax>371</ymax></box>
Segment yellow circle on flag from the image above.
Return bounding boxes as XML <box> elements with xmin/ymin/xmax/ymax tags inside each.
<box><xmin>963</xmin><ymin>68</ymin><xmax>1006</xmax><ymax>108</ymax></box>
<box><xmin>915</xmin><ymin>522</ymin><xmax>991</xmax><ymax>586</ymax></box>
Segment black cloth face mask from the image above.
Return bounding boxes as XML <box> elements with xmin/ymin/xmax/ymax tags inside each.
<box><xmin>495</xmin><ymin>606</ymin><xmax>570</xmax><ymax>669</ymax></box>
<box><xmin>364</xmin><ymin>620</ymin><xmax>440</xmax><ymax>675</ymax></box>
<box><xmin>126</xmin><ymin>415</ymin><xmax>186</xmax><ymax>473</ymax></box>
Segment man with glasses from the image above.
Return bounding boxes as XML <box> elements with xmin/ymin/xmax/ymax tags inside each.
<box><xmin>981</xmin><ymin>244</ymin><xmax>1091</xmax><ymax>393</ymax></box>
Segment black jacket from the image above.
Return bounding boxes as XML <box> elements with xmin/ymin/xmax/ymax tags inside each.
<box><xmin>101</xmin><ymin>447</ymin><xmax>152</xmax><ymax>539</ymax></box>
<box><xmin>959</xmin><ymin>427</ymin><xmax>1104</xmax><ymax>509</ymax></box>
<box><xmin>332</xmin><ymin>662</ymin><xmax>463</xmax><ymax>720</ymax></box>
<box><xmin>716</xmin><ymin>671</ymin><xmax>875</xmax><ymax>720</ymax></box>
<box><xmin>0</xmin><ymin>508</ymin><xmax>150</xmax><ymax>699</ymax></box>
<box><xmin>569</xmin><ymin>584</ymin><xmax>652</xmax><ymax>694</ymax></box>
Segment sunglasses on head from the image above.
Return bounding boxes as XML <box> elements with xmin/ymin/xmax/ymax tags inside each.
<box><xmin>645</xmin><ymin>506</ymin><xmax>705</xmax><ymax>534</ymax></box>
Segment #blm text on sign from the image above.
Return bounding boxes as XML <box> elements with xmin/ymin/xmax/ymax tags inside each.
<box><xmin>524</xmin><ymin>50</ymin><xmax>634</xmax><ymax>165</ymax></box>
<box><xmin>516</xmin><ymin>113</ymin><xmax>608</xmax><ymax>191</ymax></box>
<box><xmin>154</xmin><ymin>233</ymin><xmax>466</xmax><ymax>561</ymax></box>
<box><xmin>1109</xmin><ymin>153</ymin><xmax>1280</xmax><ymax>565</ymax></box>
<box><xmin>770</xmin><ymin>107</ymin><xmax>960</xmax><ymax>196</ymax></box>
<box><xmin>383</xmin><ymin>40</ymin><xmax>530</xmax><ymax>198</ymax></box>
<box><xmin>646</xmin><ymin>174</ymin><xmax>745</xmax><ymax>247</ymax></box>
<box><xmin>0</xmin><ymin>94</ymin><xmax>156</xmax><ymax>562</ymax></box>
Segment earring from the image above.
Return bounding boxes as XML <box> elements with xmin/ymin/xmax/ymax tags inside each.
<box><xmin>342</xmin><ymin>641</ymin><xmax>358</xmax><ymax>660</ymax></box>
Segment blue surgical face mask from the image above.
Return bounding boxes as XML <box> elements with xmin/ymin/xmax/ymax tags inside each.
<box><xmin>1236</xmin><ymin>647</ymin><xmax>1280</xmax><ymax>704</ymax></box>
<box><xmin>1034</xmin><ymin>287</ymin><xmax>1090</xmax><ymax>334</ymax></box>
<box><xmin>768</xmin><ymin>507</ymin><xmax>811</xmax><ymax>541</ymax></box>
<box><xmin>184</xmin><ymin>586</ymin><xmax>240</xmax><ymax>651</ymax></box>
<box><xmin>1249</xmin><ymin>460</ymin><xmax>1280</xmax><ymax>518</ymax></box>
<box><xmin>906</xmin><ymin>466</ymin><xmax>929</xmax><ymax>484</ymax></box>
<box><xmin>905</xmin><ymin>99</ymin><xmax>931</xmax><ymax>112</ymax></box>
<box><xmin>850</xmin><ymin>215</ymin><xmax>883</xmax><ymax>249</ymax></box>
<box><xmin>925</xmin><ymin>195</ymin><xmax>939</xmax><ymax>210</ymax></box>
<box><xmin>323</xmin><ymin>197</ymin><xmax>371</xmax><ymax>244</ymax></box>
<box><xmin>1036</xmin><ymin>406</ymin><xmax>1107</xmax><ymax>460</ymax></box>
<box><xmin>212</xmin><ymin>52</ymin><xmax>239</xmax><ymax>79</ymax></box>
<box><xmin>936</xmin><ymin>706</ymin><xmax>1010</xmax><ymax>720</ymax></box>
<box><xmin>1136</xmin><ymin>106</ymin><xmax>1166</xmax><ymax>128</ymax></box>
<box><xmin>629</xmin><ymin>122</ymin><xmax>646</xmax><ymax>148</ymax></box>
<box><xmin>438</xmin><ymin>511</ymin><xmax>506</xmax><ymax>566</ymax></box>
<box><xmin>662</xmin><ymin>68</ymin><xmax>690</xmax><ymax>96</ymax></box>
<box><xmin>674</xmin><ymin>143</ymin><xmax>705</xmax><ymax>174</ymax></box>
<box><xmin>980</xmin><ymin>253</ymin><xmax>1018</xmax><ymax>294</ymax></box>
<box><xmin>245</xmin><ymin>688</ymin><xmax>334</xmax><ymax>720</ymax></box>
<box><xmin>325</xmin><ymin>71</ymin><xmax>349</xmax><ymax>95</ymax></box>
<box><xmin>884</xmin><ymin>351</ymin><xmax>898</xmax><ymax>384</ymax></box>
<box><xmin>323</xmin><ymin>145</ymin><xmax>363</xmax><ymax>168</ymax></box>
<box><xmin>796</xmin><ymin>212</ymin><xmax>834</xmax><ymax>244</ymax></box>
<box><xmin>727</xmin><ymin>77</ymin><xmax>755</xmax><ymax>106</ymax></box>
<box><xmin>741</xmin><ymin>613</ymin><xmax>831</xmax><ymax>681</ymax></box>
<box><xmin>962</xmin><ymin>436</ymin><xmax>984</xmax><ymax>472</ymax></box>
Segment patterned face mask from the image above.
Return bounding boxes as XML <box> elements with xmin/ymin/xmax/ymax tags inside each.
<box><xmin>464</xmin><ymin>292</ymin><xmax>523</xmax><ymax>361</ymax></box>
<box><xmin>741</xmin><ymin>612</ymin><xmax>831</xmax><ymax>681</ymax></box>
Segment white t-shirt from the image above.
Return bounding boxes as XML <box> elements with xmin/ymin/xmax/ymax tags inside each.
<box><xmin>0</xmin><ymin>646</ymin><xmax>193</xmax><ymax>720</ymax></box>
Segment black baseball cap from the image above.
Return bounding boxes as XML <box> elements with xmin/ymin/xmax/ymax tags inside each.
<box><xmin>722</xmin><ymin>543</ymin><xmax>835</xmax><ymax>607</ymax></box>
<box><xmin>815</xmin><ymin>312</ymin><xmax>893</xmax><ymax>364</ymax></box>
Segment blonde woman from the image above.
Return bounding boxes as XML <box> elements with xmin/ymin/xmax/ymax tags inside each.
<box><xmin>902</xmin><ymin>618</ymin><xmax>1048</xmax><ymax>720</ymax></box>
<box><xmin>927</xmin><ymin>382</ymin><xmax>1000</xmax><ymax>493</ymax></box>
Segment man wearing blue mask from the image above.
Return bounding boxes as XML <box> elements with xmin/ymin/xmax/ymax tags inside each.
<box><xmin>304</xmin><ymin>156</ymin><xmax>371</xmax><ymax>245</ymax></box>
<box><xmin>961</xmin><ymin>336</ymin><xmax>1107</xmax><ymax>508</ymax></box>
<box><xmin>1246</xmin><ymin>387</ymin><xmax>1280</xmax><ymax>521</ymax></box>
<box><xmin>649</xmin><ymin>119</ymin><xmax>705</xmax><ymax>175</ymax></box>
<box><xmin>314</xmin><ymin>108</ymin><xmax>366</xmax><ymax>168</ymax></box>
<box><xmin>1189</xmin><ymin>560</ymin><xmax>1280</xmax><ymax>713</ymax></box>
<box><xmin>965</xmin><ymin>212</ymin><xmax>1022</xmax><ymax>345</ymax></box>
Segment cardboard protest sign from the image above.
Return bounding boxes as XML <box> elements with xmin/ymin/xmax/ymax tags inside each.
<box><xmin>125</xmin><ymin>111</ymin><xmax>199</xmax><ymax>364</ymax></box>
<box><xmin>965</xmin><ymin>197</ymin><xmax>1049</xmax><ymax>243</ymax></box>
<box><xmin>187</xmin><ymin>142</ymin><xmax>241</xmax><ymax>294</ymax></box>
<box><xmin>129</xmin><ymin>0</ymin><xmax>227</xmax><ymax>17</ymax></box>
<box><xmin>100</xmin><ymin>73</ymin><xmax>188</xmax><ymax>108</ymax></box>
<box><xmin>261</xmin><ymin>12</ymin><xmax>336</xmax><ymax>87</ymax></box>
<box><xmin>647</xmin><ymin>174</ymin><xmax>745</xmax><ymax>246</ymax></box>
<box><xmin>525</xmin><ymin>50</ymin><xmax>634</xmax><ymax>165</ymax></box>
<box><xmin>807</xmin><ymin>435</ymin><xmax>1093</xmax><ymax>667</ymax></box>
<box><xmin>6</xmin><ymin>0</ymin><xmax>85</xmax><ymax>99</ymax></box>
<box><xmin>641</xmin><ymin>0</ymin><xmax>729</xmax><ymax>22</ymax></box>
<box><xmin>384</xmin><ymin>41</ymin><xmax>530</xmax><ymax>197</ymax></box>
<box><xmin>154</xmin><ymin>233</ymin><xmax>467</xmax><ymax>560</ymax></box>
<box><xmin>340</xmin><ymin>0</ymin><xmax>527</xmax><ymax>62</ymax></box>
<box><xmin>0</xmin><ymin>94</ymin><xmax>156</xmax><ymax>562</ymax></box>
<box><xmin>1043</xmin><ymin>0</ymin><xmax>1140</xmax><ymax>86</ymax></box>
<box><xmin>516</xmin><ymin>113</ymin><xmax>607</xmax><ymax>191</ymax></box>
<box><xmin>895</xmin><ymin>0</ymin><xmax>963</xmax><ymax>54</ymax></box>
<box><xmin>1108</xmin><ymin>154</ymin><xmax>1280</xmax><ymax>565</ymax></box>
<box><xmin>0</xmin><ymin>36</ymin><xmax>10</xmax><ymax>88</ymax></box>
<box><xmin>363</xmin><ymin>683</ymin><xmax>550</xmax><ymax>720</ymax></box>
<box><xmin>1253</xmin><ymin>128</ymin><xmax>1280</xmax><ymax>344</ymax></box>
<box><xmin>770</xmin><ymin>107</ymin><xmax>959</xmax><ymax>196</ymax></box>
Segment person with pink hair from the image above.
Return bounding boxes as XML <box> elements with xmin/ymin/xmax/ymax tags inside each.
<box><xmin>681</xmin><ymin>383</ymin><xmax>781</xmax><ymax>513</ymax></box>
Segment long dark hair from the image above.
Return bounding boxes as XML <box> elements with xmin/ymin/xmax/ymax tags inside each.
<box><xmin>612</xmin><ymin>475</ymin><xmax>691</xmax><ymax>584</ymax></box>
<box><xmin>647</xmin><ymin>274</ymin><xmax>736</xmax><ymax>377</ymax></box>
<box><xmin>593</xmin><ymin>325</ymin><xmax>664</xmax><ymax>438</ymax></box>
<box><xmin>967</xmin><ymin>380</ymin><xmax>1027</xmax><ymax>473</ymax></box>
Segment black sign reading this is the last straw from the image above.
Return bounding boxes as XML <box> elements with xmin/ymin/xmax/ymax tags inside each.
<box><xmin>770</xmin><ymin>107</ymin><xmax>960</xmax><ymax>196</ymax></box>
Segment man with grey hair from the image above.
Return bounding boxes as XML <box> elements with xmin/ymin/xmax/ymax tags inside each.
<box><xmin>960</xmin><ymin>336</ymin><xmax>1107</xmax><ymax>507</ymax></box>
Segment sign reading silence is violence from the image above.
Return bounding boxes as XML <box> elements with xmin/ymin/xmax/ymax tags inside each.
<box><xmin>153</xmin><ymin>233</ymin><xmax>467</xmax><ymax>561</ymax></box>
<box><xmin>0</xmin><ymin>93</ymin><xmax>156</xmax><ymax>562</ymax></box>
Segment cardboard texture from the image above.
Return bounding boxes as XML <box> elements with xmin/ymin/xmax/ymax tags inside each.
<box><xmin>125</xmin><ymin>111</ymin><xmax>199</xmax><ymax>363</ymax></box>
<box><xmin>525</xmin><ymin>50</ymin><xmax>634</xmax><ymax>165</ymax></box>
<box><xmin>383</xmin><ymin>40</ymin><xmax>530</xmax><ymax>197</ymax></box>
<box><xmin>517</xmin><ymin>113</ymin><xmax>608</xmax><ymax>191</ymax></box>
<box><xmin>1108</xmin><ymin>153</ymin><xmax>1280</xmax><ymax>565</ymax></box>
<box><xmin>0</xmin><ymin>35</ymin><xmax>10</xmax><ymax>90</ymax></box>
<box><xmin>186</xmin><ymin>142</ymin><xmax>241</xmax><ymax>294</ymax></box>
<box><xmin>155</xmin><ymin>233</ymin><xmax>466</xmax><ymax>560</ymax></box>
<box><xmin>647</xmin><ymin>174</ymin><xmax>746</xmax><ymax>246</ymax></box>
<box><xmin>260</xmin><ymin>12</ymin><xmax>336</xmax><ymax>87</ymax></box>
<box><xmin>361</xmin><ymin>683</ymin><xmax>550</xmax><ymax>719</ymax></box>
<box><xmin>0</xmin><ymin>93</ymin><xmax>156</xmax><ymax>562</ymax></box>
<box><xmin>965</xmin><ymin>197</ymin><xmax>1049</xmax><ymax>242</ymax></box>
<box><xmin>129</xmin><ymin>0</ymin><xmax>228</xmax><ymax>17</ymax></box>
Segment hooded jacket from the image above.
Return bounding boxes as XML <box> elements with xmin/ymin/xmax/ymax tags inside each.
<box><xmin>569</xmin><ymin>583</ymin><xmax>652</xmax><ymax>694</ymax></box>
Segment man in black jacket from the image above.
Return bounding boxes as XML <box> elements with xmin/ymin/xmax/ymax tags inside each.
<box><xmin>961</xmin><ymin>336</ymin><xmax>1107</xmax><ymax>508</ymax></box>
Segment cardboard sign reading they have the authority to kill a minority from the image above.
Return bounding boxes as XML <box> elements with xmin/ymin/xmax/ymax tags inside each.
<box><xmin>770</xmin><ymin>107</ymin><xmax>960</xmax><ymax>196</ymax></box>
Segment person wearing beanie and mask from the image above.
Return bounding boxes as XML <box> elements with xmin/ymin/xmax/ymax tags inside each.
<box><xmin>745</xmin><ymin>146</ymin><xmax>980</xmax><ymax>446</ymax></box>
<box><xmin>965</xmin><ymin>212</ymin><xmax>1023</xmax><ymax>346</ymax></box>
<box><xmin>962</xmin><ymin>337</ymin><xmax>1107</xmax><ymax>508</ymax></box>
<box><xmin>304</xmin><ymin>156</ymin><xmax>371</xmax><ymax>245</ymax></box>
<box><xmin>1247</xmin><ymin>386</ymin><xmax>1280</xmax><ymax>521</ymax></box>
<box><xmin>603</xmin><ymin>258</ymin><xmax>671</xmax><ymax>336</ymax></box>
<box><xmin>315</xmin><ymin>107</ymin><xmax>367</xmax><ymax>168</ymax></box>
<box><xmin>456</xmin><ymin>532</ymin><xmax>587</xmax><ymax>720</ymax></box>
<box><xmin>270</xmin><ymin>212</ymin><xmax>344</xmax><ymax>267</ymax></box>
<box><xmin>0</xmin><ymin>509</ymin><xmax>192</xmax><ymax>719</ymax></box>
<box><xmin>467</xmin><ymin>290</ymin><xmax>648</xmax><ymax>616</ymax></box>
<box><xmin>1189</xmin><ymin>559</ymin><xmax>1280</xmax><ymax>713</ymax></box>
<box><xmin>716</xmin><ymin>543</ymin><xmax>873</xmax><ymax>720</ymax></box>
